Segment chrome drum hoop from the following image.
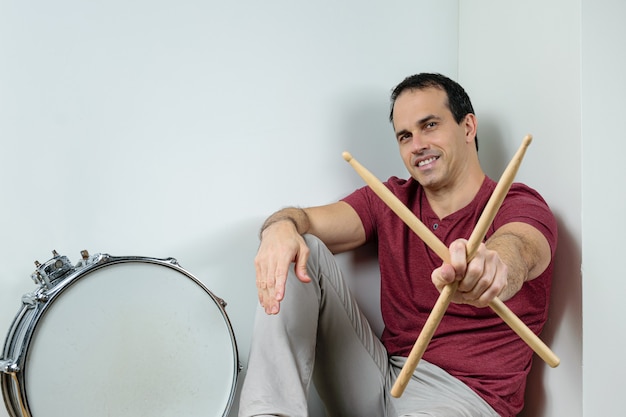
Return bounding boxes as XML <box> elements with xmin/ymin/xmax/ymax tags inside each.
<box><xmin>1</xmin><ymin>252</ymin><xmax>239</xmax><ymax>417</ymax></box>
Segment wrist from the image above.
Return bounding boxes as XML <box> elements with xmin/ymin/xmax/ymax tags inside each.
<box><xmin>259</xmin><ymin>216</ymin><xmax>299</xmax><ymax>240</ymax></box>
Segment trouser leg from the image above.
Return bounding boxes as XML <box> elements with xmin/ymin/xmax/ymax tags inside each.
<box><xmin>238</xmin><ymin>234</ymin><xmax>499</xmax><ymax>417</ymax></box>
<box><xmin>309</xmin><ymin>237</ymin><xmax>392</xmax><ymax>417</ymax></box>
<box><xmin>238</xmin><ymin>235</ymin><xmax>392</xmax><ymax>417</ymax></box>
<box><xmin>389</xmin><ymin>357</ymin><xmax>500</xmax><ymax>417</ymax></box>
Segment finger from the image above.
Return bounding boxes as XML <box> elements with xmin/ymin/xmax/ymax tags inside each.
<box><xmin>263</xmin><ymin>257</ymin><xmax>288</xmax><ymax>314</ymax></box>
<box><xmin>448</xmin><ymin>239</ymin><xmax>468</xmax><ymax>278</ymax></box>
<box><xmin>461</xmin><ymin>264</ymin><xmax>494</xmax><ymax>305</ymax></box>
<box><xmin>274</xmin><ymin>239</ymin><xmax>311</xmax><ymax>301</ymax></box>
<box><xmin>293</xmin><ymin>244</ymin><xmax>311</xmax><ymax>283</ymax></box>
<box><xmin>461</xmin><ymin>251</ymin><xmax>506</xmax><ymax>307</ymax></box>
<box><xmin>457</xmin><ymin>253</ymin><xmax>485</xmax><ymax>293</ymax></box>
<box><xmin>261</xmin><ymin>279</ymin><xmax>280</xmax><ymax>314</ymax></box>
<box><xmin>254</xmin><ymin>254</ymin><xmax>281</xmax><ymax>315</ymax></box>
<box><xmin>271</xmin><ymin>262</ymin><xmax>288</xmax><ymax>303</ymax></box>
<box><xmin>254</xmin><ymin>255</ymin><xmax>267</xmax><ymax>304</ymax></box>
<box><xmin>474</xmin><ymin>261</ymin><xmax>508</xmax><ymax>307</ymax></box>
<box><xmin>433</xmin><ymin>263</ymin><xmax>456</xmax><ymax>286</ymax></box>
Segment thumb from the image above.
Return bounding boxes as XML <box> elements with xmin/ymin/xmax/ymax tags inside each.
<box><xmin>294</xmin><ymin>251</ymin><xmax>312</xmax><ymax>283</ymax></box>
<box><xmin>432</xmin><ymin>263</ymin><xmax>457</xmax><ymax>290</ymax></box>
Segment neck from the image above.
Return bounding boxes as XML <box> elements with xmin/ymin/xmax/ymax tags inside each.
<box><xmin>424</xmin><ymin>169</ymin><xmax>485</xmax><ymax>219</ymax></box>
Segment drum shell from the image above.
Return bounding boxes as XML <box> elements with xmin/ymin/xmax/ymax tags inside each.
<box><xmin>1</xmin><ymin>254</ymin><xmax>239</xmax><ymax>417</ymax></box>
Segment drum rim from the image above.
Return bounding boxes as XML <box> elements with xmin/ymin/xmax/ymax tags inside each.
<box><xmin>2</xmin><ymin>254</ymin><xmax>239</xmax><ymax>417</ymax></box>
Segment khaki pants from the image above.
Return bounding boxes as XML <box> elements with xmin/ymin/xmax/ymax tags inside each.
<box><xmin>238</xmin><ymin>235</ymin><xmax>499</xmax><ymax>417</ymax></box>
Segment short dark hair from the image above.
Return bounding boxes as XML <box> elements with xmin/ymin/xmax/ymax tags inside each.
<box><xmin>389</xmin><ymin>73</ymin><xmax>478</xmax><ymax>150</ymax></box>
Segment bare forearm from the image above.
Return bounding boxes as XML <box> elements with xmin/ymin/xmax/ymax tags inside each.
<box><xmin>486</xmin><ymin>233</ymin><xmax>529</xmax><ymax>301</ymax></box>
<box><xmin>258</xmin><ymin>203</ymin><xmax>366</xmax><ymax>253</ymax></box>
<box><xmin>486</xmin><ymin>223</ymin><xmax>549</xmax><ymax>301</ymax></box>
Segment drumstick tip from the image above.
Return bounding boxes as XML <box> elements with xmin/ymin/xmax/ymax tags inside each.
<box><xmin>342</xmin><ymin>151</ymin><xmax>353</xmax><ymax>162</ymax></box>
<box><xmin>523</xmin><ymin>134</ymin><xmax>533</xmax><ymax>146</ymax></box>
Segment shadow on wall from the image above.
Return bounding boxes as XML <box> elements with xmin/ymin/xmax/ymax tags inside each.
<box><xmin>168</xmin><ymin>217</ymin><xmax>263</xmax><ymax>417</ymax></box>
<box><xmin>337</xmin><ymin>88</ymin><xmax>404</xmax><ymax>337</ymax></box>
<box><xmin>476</xmin><ymin>117</ymin><xmax>508</xmax><ymax>180</ymax></box>
<box><xmin>519</xmin><ymin>214</ymin><xmax>582</xmax><ymax>417</ymax></box>
<box><xmin>478</xmin><ymin>120</ymin><xmax>583</xmax><ymax>416</ymax></box>
<box><xmin>335</xmin><ymin>110</ymin><xmax>581</xmax><ymax>417</ymax></box>
<box><xmin>329</xmin><ymin>242</ymin><xmax>384</xmax><ymax>339</ymax></box>
<box><xmin>176</xmin><ymin>83</ymin><xmax>402</xmax><ymax>415</ymax></box>
<box><xmin>338</xmin><ymin>88</ymin><xmax>406</xmax><ymax>187</ymax></box>
<box><xmin>202</xmin><ymin>97</ymin><xmax>579</xmax><ymax>417</ymax></box>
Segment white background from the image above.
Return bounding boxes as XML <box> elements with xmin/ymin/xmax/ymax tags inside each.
<box><xmin>0</xmin><ymin>1</ymin><xmax>456</xmax><ymax>416</ymax></box>
<box><xmin>459</xmin><ymin>1</ymin><xmax>583</xmax><ymax>416</ymax></box>
<box><xmin>3</xmin><ymin>0</ymin><xmax>620</xmax><ymax>415</ymax></box>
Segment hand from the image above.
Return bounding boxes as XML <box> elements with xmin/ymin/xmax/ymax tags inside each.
<box><xmin>431</xmin><ymin>239</ymin><xmax>508</xmax><ymax>308</ymax></box>
<box><xmin>254</xmin><ymin>220</ymin><xmax>311</xmax><ymax>315</ymax></box>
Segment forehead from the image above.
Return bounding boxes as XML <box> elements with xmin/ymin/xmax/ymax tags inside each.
<box><xmin>392</xmin><ymin>87</ymin><xmax>451</xmax><ymax>126</ymax></box>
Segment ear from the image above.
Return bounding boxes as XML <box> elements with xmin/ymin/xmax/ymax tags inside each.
<box><xmin>463</xmin><ymin>113</ymin><xmax>478</xmax><ymax>144</ymax></box>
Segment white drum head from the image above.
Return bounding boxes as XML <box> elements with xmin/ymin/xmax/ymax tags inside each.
<box><xmin>24</xmin><ymin>261</ymin><xmax>236</xmax><ymax>417</ymax></box>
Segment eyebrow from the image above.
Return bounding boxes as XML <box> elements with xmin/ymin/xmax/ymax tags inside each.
<box><xmin>395</xmin><ymin>114</ymin><xmax>442</xmax><ymax>138</ymax></box>
<box><xmin>417</xmin><ymin>114</ymin><xmax>442</xmax><ymax>125</ymax></box>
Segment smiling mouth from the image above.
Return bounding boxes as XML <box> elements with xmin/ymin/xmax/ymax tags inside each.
<box><xmin>417</xmin><ymin>156</ymin><xmax>439</xmax><ymax>167</ymax></box>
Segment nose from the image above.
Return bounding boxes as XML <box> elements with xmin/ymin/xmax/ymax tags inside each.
<box><xmin>410</xmin><ymin>133</ymin><xmax>428</xmax><ymax>154</ymax></box>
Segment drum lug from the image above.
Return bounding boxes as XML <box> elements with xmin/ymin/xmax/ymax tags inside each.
<box><xmin>164</xmin><ymin>257</ymin><xmax>180</xmax><ymax>267</ymax></box>
<box><xmin>21</xmin><ymin>290</ymin><xmax>48</xmax><ymax>306</ymax></box>
<box><xmin>34</xmin><ymin>289</ymin><xmax>50</xmax><ymax>303</ymax></box>
<box><xmin>30</xmin><ymin>251</ymin><xmax>74</xmax><ymax>290</ymax></box>
<box><xmin>0</xmin><ymin>359</ymin><xmax>19</xmax><ymax>374</ymax></box>
<box><xmin>216</xmin><ymin>296</ymin><xmax>227</xmax><ymax>308</ymax></box>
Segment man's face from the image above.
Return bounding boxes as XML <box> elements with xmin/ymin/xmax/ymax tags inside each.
<box><xmin>392</xmin><ymin>87</ymin><xmax>474</xmax><ymax>192</ymax></box>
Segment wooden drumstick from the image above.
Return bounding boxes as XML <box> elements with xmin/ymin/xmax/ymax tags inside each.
<box><xmin>466</xmin><ymin>134</ymin><xmax>532</xmax><ymax>254</ymax></box>
<box><xmin>343</xmin><ymin>134</ymin><xmax>559</xmax><ymax>398</ymax></box>
<box><xmin>342</xmin><ymin>134</ymin><xmax>533</xmax><ymax>262</ymax></box>
<box><xmin>462</xmin><ymin>134</ymin><xmax>560</xmax><ymax>368</ymax></box>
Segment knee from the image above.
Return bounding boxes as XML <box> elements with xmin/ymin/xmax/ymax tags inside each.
<box><xmin>302</xmin><ymin>233</ymin><xmax>324</xmax><ymax>250</ymax></box>
<box><xmin>301</xmin><ymin>234</ymin><xmax>335</xmax><ymax>276</ymax></box>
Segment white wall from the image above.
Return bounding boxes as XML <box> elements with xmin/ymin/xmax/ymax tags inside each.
<box><xmin>458</xmin><ymin>1</ymin><xmax>583</xmax><ymax>416</ymax></box>
<box><xmin>0</xmin><ymin>1</ymin><xmax>459</xmax><ymax>416</ymax></box>
<box><xmin>6</xmin><ymin>1</ymin><xmax>607</xmax><ymax>415</ymax></box>
<box><xmin>460</xmin><ymin>1</ymin><xmax>626</xmax><ymax>415</ymax></box>
<box><xmin>581</xmin><ymin>0</ymin><xmax>626</xmax><ymax>414</ymax></box>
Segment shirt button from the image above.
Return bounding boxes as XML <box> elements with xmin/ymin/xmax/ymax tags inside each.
<box><xmin>433</xmin><ymin>223</ymin><xmax>439</xmax><ymax>230</ymax></box>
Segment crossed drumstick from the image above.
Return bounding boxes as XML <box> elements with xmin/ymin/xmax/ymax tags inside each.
<box><xmin>342</xmin><ymin>134</ymin><xmax>559</xmax><ymax>398</ymax></box>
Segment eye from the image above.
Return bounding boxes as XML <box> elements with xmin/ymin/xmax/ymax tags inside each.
<box><xmin>397</xmin><ymin>132</ymin><xmax>411</xmax><ymax>143</ymax></box>
<box><xmin>425</xmin><ymin>121</ymin><xmax>438</xmax><ymax>129</ymax></box>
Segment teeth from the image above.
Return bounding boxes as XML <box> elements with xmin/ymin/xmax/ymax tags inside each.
<box><xmin>418</xmin><ymin>157</ymin><xmax>437</xmax><ymax>167</ymax></box>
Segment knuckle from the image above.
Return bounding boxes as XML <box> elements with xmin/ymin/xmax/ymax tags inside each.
<box><xmin>466</xmin><ymin>261</ymin><xmax>483</xmax><ymax>277</ymax></box>
<box><xmin>451</xmin><ymin>239</ymin><xmax>467</xmax><ymax>250</ymax></box>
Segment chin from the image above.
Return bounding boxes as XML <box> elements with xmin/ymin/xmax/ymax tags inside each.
<box><xmin>414</xmin><ymin>174</ymin><xmax>442</xmax><ymax>190</ymax></box>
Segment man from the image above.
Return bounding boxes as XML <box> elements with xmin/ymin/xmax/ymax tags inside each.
<box><xmin>239</xmin><ymin>73</ymin><xmax>557</xmax><ymax>417</ymax></box>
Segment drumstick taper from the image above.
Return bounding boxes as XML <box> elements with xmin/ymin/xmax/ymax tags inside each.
<box><xmin>342</xmin><ymin>134</ymin><xmax>559</xmax><ymax>399</ymax></box>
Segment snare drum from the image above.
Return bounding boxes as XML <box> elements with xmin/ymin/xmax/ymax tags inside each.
<box><xmin>1</xmin><ymin>251</ymin><xmax>239</xmax><ymax>417</ymax></box>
